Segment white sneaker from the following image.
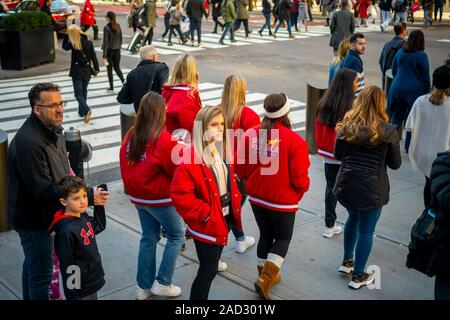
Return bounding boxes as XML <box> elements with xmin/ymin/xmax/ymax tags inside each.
<box><xmin>235</xmin><ymin>236</ymin><xmax>256</xmax><ymax>253</ymax></box>
<box><xmin>322</xmin><ymin>225</ymin><xmax>343</xmax><ymax>238</ymax></box>
<box><xmin>218</xmin><ymin>260</ymin><xmax>227</xmax><ymax>272</ymax></box>
<box><xmin>150</xmin><ymin>280</ymin><xmax>182</xmax><ymax>297</ymax></box>
<box><xmin>135</xmin><ymin>285</ymin><xmax>152</xmax><ymax>300</ymax></box>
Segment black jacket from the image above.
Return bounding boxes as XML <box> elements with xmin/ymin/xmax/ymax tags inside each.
<box><xmin>333</xmin><ymin>123</ymin><xmax>402</xmax><ymax>210</ymax></box>
<box><xmin>262</xmin><ymin>0</ymin><xmax>272</xmax><ymax>14</ymax></box>
<box><xmin>62</xmin><ymin>34</ymin><xmax>100</xmax><ymax>80</ymax></box>
<box><xmin>211</xmin><ymin>0</ymin><xmax>223</xmax><ymax>17</ymax></box>
<box><xmin>7</xmin><ymin>113</ymin><xmax>70</xmax><ymax>230</ymax></box>
<box><xmin>102</xmin><ymin>23</ymin><xmax>123</xmax><ymax>58</ymax></box>
<box><xmin>429</xmin><ymin>151</ymin><xmax>450</xmax><ymax>280</ymax></box>
<box><xmin>117</xmin><ymin>59</ymin><xmax>169</xmax><ymax>112</ymax></box>
<box><xmin>277</xmin><ymin>0</ymin><xmax>291</xmax><ymax>20</ymax></box>
<box><xmin>186</xmin><ymin>0</ymin><xmax>208</xmax><ymax>18</ymax></box>
<box><xmin>49</xmin><ymin>206</ymin><xmax>106</xmax><ymax>299</ymax></box>
<box><xmin>379</xmin><ymin>36</ymin><xmax>405</xmax><ymax>74</ymax></box>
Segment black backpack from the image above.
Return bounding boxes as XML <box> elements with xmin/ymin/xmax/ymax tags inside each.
<box><xmin>383</xmin><ymin>42</ymin><xmax>403</xmax><ymax>73</ymax></box>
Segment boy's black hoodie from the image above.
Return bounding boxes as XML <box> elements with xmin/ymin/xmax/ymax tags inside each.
<box><xmin>48</xmin><ymin>206</ymin><xmax>106</xmax><ymax>300</ymax></box>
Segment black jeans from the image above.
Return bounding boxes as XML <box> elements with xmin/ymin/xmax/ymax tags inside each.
<box><xmin>143</xmin><ymin>26</ymin><xmax>154</xmax><ymax>45</ymax></box>
<box><xmin>106</xmin><ymin>49</ymin><xmax>125</xmax><ymax>90</ymax></box>
<box><xmin>190</xmin><ymin>239</ymin><xmax>224</xmax><ymax>300</ymax></box>
<box><xmin>72</xmin><ymin>75</ymin><xmax>91</xmax><ymax>117</ymax></box>
<box><xmin>435</xmin><ymin>275</ymin><xmax>450</xmax><ymax>300</ymax></box>
<box><xmin>324</xmin><ymin>163</ymin><xmax>340</xmax><ymax>228</ymax></box>
<box><xmin>213</xmin><ymin>16</ymin><xmax>224</xmax><ymax>32</ymax></box>
<box><xmin>168</xmin><ymin>25</ymin><xmax>185</xmax><ymax>44</ymax></box>
<box><xmin>251</xmin><ymin>204</ymin><xmax>296</xmax><ymax>259</ymax></box>
<box><xmin>81</xmin><ymin>23</ymin><xmax>99</xmax><ymax>39</ymax></box>
<box><xmin>234</xmin><ymin>19</ymin><xmax>250</xmax><ymax>37</ymax></box>
<box><xmin>189</xmin><ymin>17</ymin><xmax>202</xmax><ymax>44</ymax></box>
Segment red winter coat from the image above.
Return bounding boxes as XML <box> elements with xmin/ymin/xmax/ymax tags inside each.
<box><xmin>80</xmin><ymin>0</ymin><xmax>95</xmax><ymax>27</ymax></box>
<box><xmin>170</xmin><ymin>147</ymin><xmax>243</xmax><ymax>246</ymax></box>
<box><xmin>356</xmin><ymin>0</ymin><xmax>371</xmax><ymax>19</ymax></box>
<box><xmin>315</xmin><ymin>119</ymin><xmax>338</xmax><ymax>160</ymax></box>
<box><xmin>162</xmin><ymin>84</ymin><xmax>202</xmax><ymax>135</ymax></box>
<box><xmin>119</xmin><ymin>129</ymin><xmax>180</xmax><ymax>206</ymax></box>
<box><xmin>235</xmin><ymin>121</ymin><xmax>310</xmax><ymax>212</ymax></box>
<box><xmin>231</xmin><ymin>106</ymin><xmax>261</xmax><ymax>159</ymax></box>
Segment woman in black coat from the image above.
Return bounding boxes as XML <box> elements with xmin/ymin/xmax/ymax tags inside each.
<box><xmin>430</xmin><ymin>150</ymin><xmax>450</xmax><ymax>300</ymax></box>
<box><xmin>211</xmin><ymin>0</ymin><xmax>224</xmax><ymax>33</ymax></box>
<box><xmin>62</xmin><ymin>25</ymin><xmax>99</xmax><ymax>124</ymax></box>
<box><xmin>334</xmin><ymin>86</ymin><xmax>401</xmax><ymax>290</ymax></box>
<box><xmin>102</xmin><ymin>11</ymin><xmax>125</xmax><ymax>92</ymax></box>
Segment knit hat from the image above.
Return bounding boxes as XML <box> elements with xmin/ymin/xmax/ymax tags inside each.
<box><xmin>433</xmin><ymin>65</ymin><xmax>450</xmax><ymax>90</ymax></box>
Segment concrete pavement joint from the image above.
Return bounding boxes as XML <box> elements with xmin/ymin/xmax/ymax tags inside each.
<box><xmin>0</xmin><ymin>275</ymin><xmax>21</xmax><ymax>300</ymax></box>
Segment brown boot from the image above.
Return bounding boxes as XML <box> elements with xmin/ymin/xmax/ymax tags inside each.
<box><xmin>254</xmin><ymin>261</ymin><xmax>280</xmax><ymax>300</ymax></box>
<box><xmin>258</xmin><ymin>265</ymin><xmax>281</xmax><ymax>285</ymax></box>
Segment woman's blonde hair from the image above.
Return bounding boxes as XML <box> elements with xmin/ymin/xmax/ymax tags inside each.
<box><xmin>169</xmin><ymin>53</ymin><xmax>198</xmax><ymax>88</ymax></box>
<box><xmin>67</xmin><ymin>24</ymin><xmax>84</xmax><ymax>51</ymax></box>
<box><xmin>221</xmin><ymin>75</ymin><xmax>247</xmax><ymax>129</ymax></box>
<box><xmin>336</xmin><ymin>86</ymin><xmax>389</xmax><ymax>145</ymax></box>
<box><xmin>334</xmin><ymin>39</ymin><xmax>351</xmax><ymax>66</ymax></box>
<box><xmin>429</xmin><ymin>87</ymin><xmax>450</xmax><ymax>106</ymax></box>
<box><xmin>193</xmin><ymin>105</ymin><xmax>230</xmax><ymax>167</ymax></box>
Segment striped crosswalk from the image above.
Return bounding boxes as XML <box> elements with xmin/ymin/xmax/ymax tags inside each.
<box><xmin>96</xmin><ymin>23</ymin><xmax>382</xmax><ymax>57</ymax></box>
<box><xmin>0</xmin><ymin>69</ymin><xmax>306</xmax><ymax>177</ymax></box>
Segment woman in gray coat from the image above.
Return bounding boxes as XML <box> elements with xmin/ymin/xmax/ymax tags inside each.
<box><xmin>234</xmin><ymin>0</ymin><xmax>252</xmax><ymax>37</ymax></box>
<box><xmin>329</xmin><ymin>0</ymin><xmax>355</xmax><ymax>54</ymax></box>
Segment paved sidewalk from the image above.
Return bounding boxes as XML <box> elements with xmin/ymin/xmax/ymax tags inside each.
<box><xmin>0</xmin><ymin>149</ymin><xmax>435</xmax><ymax>300</ymax></box>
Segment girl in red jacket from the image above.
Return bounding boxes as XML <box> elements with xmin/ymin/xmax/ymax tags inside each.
<box><xmin>120</xmin><ymin>92</ymin><xmax>185</xmax><ymax>300</ymax></box>
<box><xmin>219</xmin><ymin>74</ymin><xmax>260</xmax><ymax>254</ymax></box>
<box><xmin>162</xmin><ymin>53</ymin><xmax>202</xmax><ymax>138</ymax></box>
<box><xmin>171</xmin><ymin>105</ymin><xmax>243</xmax><ymax>300</ymax></box>
<box><xmin>235</xmin><ymin>93</ymin><xmax>310</xmax><ymax>300</ymax></box>
<box><xmin>80</xmin><ymin>0</ymin><xmax>100</xmax><ymax>40</ymax></box>
<box><xmin>315</xmin><ymin>68</ymin><xmax>357</xmax><ymax>238</ymax></box>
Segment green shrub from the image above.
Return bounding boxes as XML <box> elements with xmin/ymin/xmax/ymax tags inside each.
<box><xmin>2</xmin><ymin>11</ymin><xmax>51</xmax><ymax>31</ymax></box>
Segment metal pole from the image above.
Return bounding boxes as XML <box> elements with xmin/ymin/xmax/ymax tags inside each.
<box><xmin>65</xmin><ymin>127</ymin><xmax>84</xmax><ymax>179</ymax></box>
<box><xmin>305</xmin><ymin>82</ymin><xmax>327</xmax><ymax>154</ymax></box>
<box><xmin>0</xmin><ymin>129</ymin><xmax>11</xmax><ymax>232</ymax></box>
<box><xmin>120</xmin><ymin>104</ymin><xmax>136</xmax><ymax>141</ymax></box>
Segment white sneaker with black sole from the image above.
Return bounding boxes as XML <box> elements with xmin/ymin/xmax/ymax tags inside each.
<box><xmin>348</xmin><ymin>272</ymin><xmax>375</xmax><ymax>290</ymax></box>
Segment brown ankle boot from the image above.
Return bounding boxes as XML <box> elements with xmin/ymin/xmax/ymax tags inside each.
<box><xmin>254</xmin><ymin>261</ymin><xmax>280</xmax><ymax>300</ymax></box>
<box><xmin>258</xmin><ymin>265</ymin><xmax>281</xmax><ymax>284</ymax></box>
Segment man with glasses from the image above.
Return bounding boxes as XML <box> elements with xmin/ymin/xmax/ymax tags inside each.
<box><xmin>7</xmin><ymin>83</ymin><xmax>110</xmax><ymax>300</ymax></box>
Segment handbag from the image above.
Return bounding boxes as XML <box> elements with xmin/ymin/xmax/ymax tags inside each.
<box><xmin>405</xmin><ymin>207</ymin><xmax>444</xmax><ymax>276</ymax></box>
<box><xmin>81</xmin><ymin>52</ymin><xmax>98</xmax><ymax>76</ymax></box>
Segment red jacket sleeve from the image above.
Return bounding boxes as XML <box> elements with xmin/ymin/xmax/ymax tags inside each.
<box><xmin>288</xmin><ymin>136</ymin><xmax>310</xmax><ymax>199</ymax></box>
<box><xmin>170</xmin><ymin>165</ymin><xmax>211</xmax><ymax>224</ymax></box>
<box><xmin>159</xmin><ymin>132</ymin><xmax>179</xmax><ymax>178</ymax></box>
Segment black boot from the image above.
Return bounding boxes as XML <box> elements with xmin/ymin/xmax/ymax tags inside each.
<box><xmin>93</xmin><ymin>25</ymin><xmax>100</xmax><ymax>40</ymax></box>
<box><xmin>325</xmin><ymin>18</ymin><xmax>330</xmax><ymax>27</ymax></box>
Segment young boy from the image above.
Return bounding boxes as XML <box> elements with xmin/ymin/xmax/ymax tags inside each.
<box><xmin>48</xmin><ymin>176</ymin><xmax>107</xmax><ymax>300</ymax></box>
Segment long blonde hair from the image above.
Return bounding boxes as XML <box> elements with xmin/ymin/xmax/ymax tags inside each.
<box><xmin>334</xmin><ymin>39</ymin><xmax>350</xmax><ymax>66</ymax></box>
<box><xmin>169</xmin><ymin>53</ymin><xmax>198</xmax><ymax>88</ymax></box>
<box><xmin>67</xmin><ymin>25</ymin><xmax>84</xmax><ymax>50</ymax></box>
<box><xmin>193</xmin><ymin>105</ymin><xmax>230</xmax><ymax>167</ymax></box>
<box><xmin>221</xmin><ymin>75</ymin><xmax>247</xmax><ymax>129</ymax></box>
<box><xmin>336</xmin><ymin>86</ymin><xmax>389</xmax><ymax>145</ymax></box>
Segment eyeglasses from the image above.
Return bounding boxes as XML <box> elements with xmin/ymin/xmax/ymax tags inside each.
<box><xmin>35</xmin><ymin>101</ymin><xmax>67</xmax><ymax>110</ymax></box>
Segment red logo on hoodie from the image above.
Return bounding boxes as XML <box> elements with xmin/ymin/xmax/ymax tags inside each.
<box><xmin>80</xmin><ymin>222</ymin><xmax>95</xmax><ymax>245</ymax></box>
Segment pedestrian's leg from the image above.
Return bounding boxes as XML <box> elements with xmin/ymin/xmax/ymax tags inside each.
<box><xmin>324</xmin><ymin>163</ymin><xmax>339</xmax><ymax>228</ymax></box>
<box><xmin>213</xmin><ymin>17</ymin><xmax>218</xmax><ymax>33</ymax></box>
<box><xmin>82</xmin><ymin>76</ymin><xmax>91</xmax><ymax>115</ymax></box>
<box><xmin>93</xmin><ymin>24</ymin><xmax>99</xmax><ymax>40</ymax></box>
<box><xmin>17</xmin><ymin>230</ymin><xmax>53</xmax><ymax>300</ymax></box>
<box><xmin>219</xmin><ymin>22</ymin><xmax>229</xmax><ymax>43</ymax></box>
<box><xmin>72</xmin><ymin>78</ymin><xmax>88</xmax><ymax>116</ymax></box>
<box><xmin>244</xmin><ymin>19</ymin><xmax>250</xmax><ymax>37</ymax></box>
<box><xmin>343</xmin><ymin>209</ymin><xmax>359</xmax><ymax>261</ymax></box>
<box><xmin>190</xmin><ymin>240</ymin><xmax>222</xmax><ymax>300</ymax></box>
<box><xmin>175</xmin><ymin>25</ymin><xmax>185</xmax><ymax>43</ymax></box>
<box><xmin>230</xmin><ymin>22</ymin><xmax>236</xmax><ymax>41</ymax></box>
<box><xmin>168</xmin><ymin>26</ymin><xmax>173</xmax><ymax>44</ymax></box>
<box><xmin>435</xmin><ymin>275</ymin><xmax>450</xmax><ymax>300</ymax></box>
<box><xmin>136</xmin><ymin>206</ymin><xmax>160</xmax><ymax>289</ymax></box>
<box><xmin>112</xmin><ymin>50</ymin><xmax>125</xmax><ymax>84</ymax></box>
<box><xmin>269</xmin><ymin>209</ymin><xmax>296</xmax><ymax>259</ymax></box>
<box><xmin>308</xmin><ymin>5</ymin><xmax>313</xmax><ymax>21</ymax></box>
<box><xmin>154</xmin><ymin>206</ymin><xmax>185</xmax><ymax>286</ymax></box>
<box><xmin>107</xmin><ymin>51</ymin><xmax>114</xmax><ymax>90</ymax></box>
<box><xmin>353</xmin><ymin>208</ymin><xmax>382</xmax><ymax>275</ymax></box>
<box><xmin>197</xmin><ymin>20</ymin><xmax>202</xmax><ymax>44</ymax></box>
<box><xmin>251</xmin><ymin>204</ymin><xmax>275</xmax><ymax>260</ymax></box>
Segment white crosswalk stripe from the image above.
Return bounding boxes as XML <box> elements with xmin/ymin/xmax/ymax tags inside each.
<box><xmin>0</xmin><ymin>70</ymin><xmax>306</xmax><ymax>175</ymax></box>
<box><xmin>96</xmin><ymin>23</ymin><xmax>383</xmax><ymax>57</ymax></box>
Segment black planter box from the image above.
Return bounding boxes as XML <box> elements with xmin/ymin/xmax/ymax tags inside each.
<box><xmin>0</xmin><ymin>26</ymin><xmax>55</xmax><ymax>70</ymax></box>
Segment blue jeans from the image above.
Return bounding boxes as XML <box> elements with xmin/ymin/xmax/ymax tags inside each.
<box><xmin>17</xmin><ymin>229</ymin><xmax>53</xmax><ymax>300</ymax></box>
<box><xmin>220</xmin><ymin>21</ymin><xmax>235</xmax><ymax>42</ymax></box>
<box><xmin>136</xmin><ymin>205</ymin><xmax>185</xmax><ymax>288</ymax></box>
<box><xmin>72</xmin><ymin>76</ymin><xmax>91</xmax><ymax>117</ymax></box>
<box><xmin>343</xmin><ymin>207</ymin><xmax>382</xmax><ymax>275</ymax></box>
<box><xmin>394</xmin><ymin>11</ymin><xmax>407</xmax><ymax>23</ymax></box>
<box><xmin>274</xmin><ymin>18</ymin><xmax>292</xmax><ymax>34</ymax></box>
<box><xmin>260</xmin><ymin>13</ymin><xmax>272</xmax><ymax>33</ymax></box>
<box><xmin>189</xmin><ymin>17</ymin><xmax>202</xmax><ymax>44</ymax></box>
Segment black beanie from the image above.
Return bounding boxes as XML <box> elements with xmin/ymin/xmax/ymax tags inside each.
<box><xmin>433</xmin><ymin>65</ymin><xmax>450</xmax><ymax>90</ymax></box>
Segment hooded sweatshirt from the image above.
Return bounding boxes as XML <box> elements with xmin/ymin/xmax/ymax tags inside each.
<box><xmin>48</xmin><ymin>206</ymin><xmax>106</xmax><ymax>300</ymax></box>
